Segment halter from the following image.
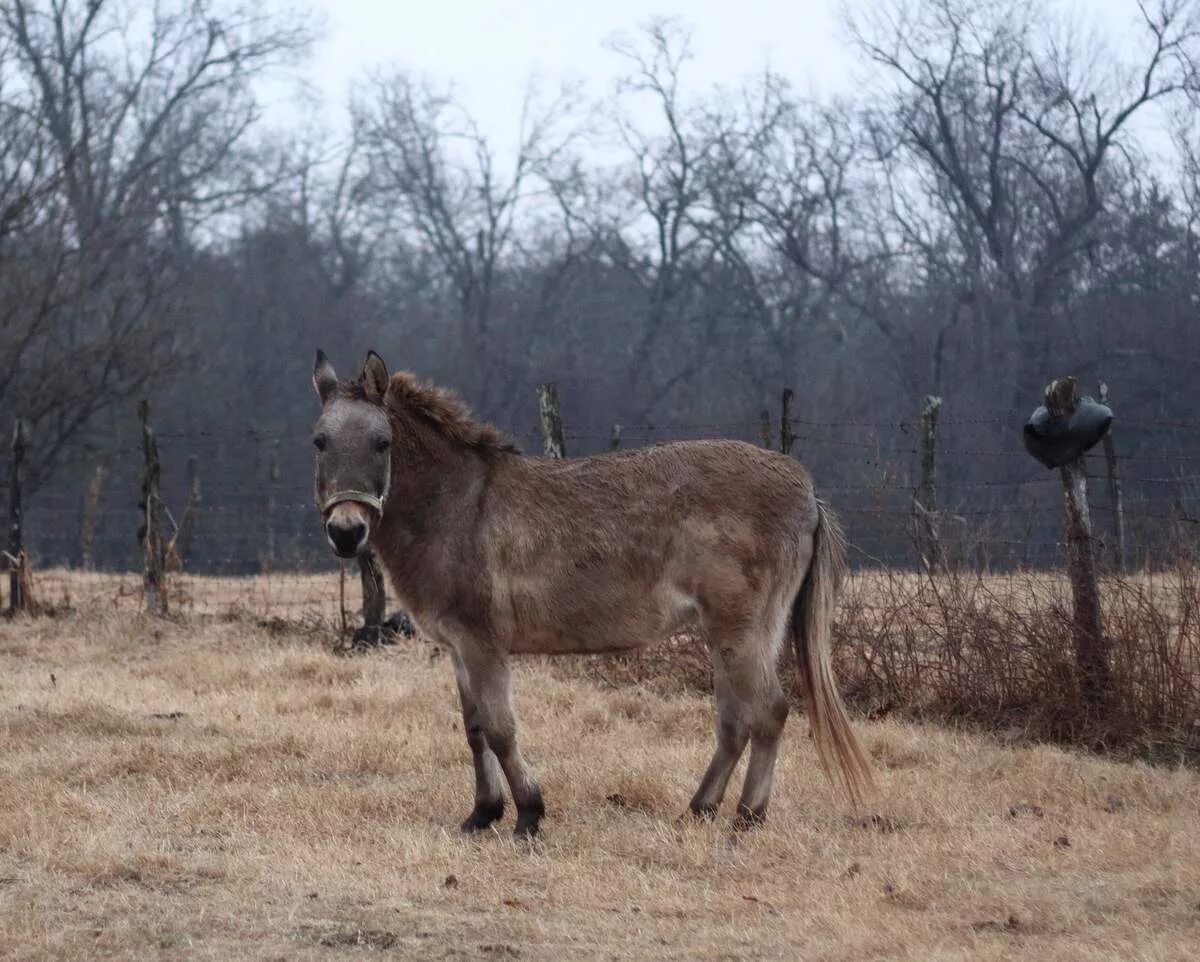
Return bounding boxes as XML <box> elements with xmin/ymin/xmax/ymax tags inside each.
<box><xmin>321</xmin><ymin>490</ymin><xmax>385</xmax><ymax>515</ymax></box>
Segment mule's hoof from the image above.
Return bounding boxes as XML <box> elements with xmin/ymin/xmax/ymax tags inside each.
<box><xmin>513</xmin><ymin>799</ymin><xmax>544</xmax><ymax>840</ymax></box>
<box><xmin>460</xmin><ymin>800</ymin><xmax>505</xmax><ymax>833</ymax></box>
<box><xmin>732</xmin><ymin>804</ymin><xmax>767</xmax><ymax>832</ymax></box>
<box><xmin>681</xmin><ymin>803</ymin><xmax>719</xmax><ymax>823</ymax></box>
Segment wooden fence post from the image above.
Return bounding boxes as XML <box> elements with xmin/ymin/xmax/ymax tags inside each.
<box><xmin>918</xmin><ymin>395</ymin><xmax>941</xmax><ymax>512</ymax></box>
<box><xmin>358</xmin><ymin>550</ymin><xmax>386</xmax><ymax>635</ymax></box>
<box><xmin>1098</xmin><ymin>381</ymin><xmax>1126</xmax><ymax>572</ymax></box>
<box><xmin>80</xmin><ymin>463</ymin><xmax>106</xmax><ymax>569</ymax></box>
<box><xmin>537</xmin><ymin>383</ymin><xmax>566</xmax><ymax>459</ymax></box>
<box><xmin>7</xmin><ymin>420</ymin><xmax>28</xmax><ymax>614</ymax></box>
<box><xmin>263</xmin><ymin>439</ymin><xmax>279</xmax><ymax>572</ymax></box>
<box><xmin>758</xmin><ymin>409</ymin><xmax>774</xmax><ymax>449</ymax></box>
<box><xmin>137</xmin><ymin>400</ymin><xmax>168</xmax><ymax>615</ymax></box>
<box><xmin>1045</xmin><ymin>377</ymin><xmax>1112</xmax><ymax>716</ymax></box>
<box><xmin>172</xmin><ymin>455</ymin><xmax>200</xmax><ymax>570</ymax></box>
<box><xmin>914</xmin><ymin>395</ymin><xmax>945</xmax><ymax>570</ymax></box>
<box><xmin>780</xmin><ymin>389</ymin><xmax>796</xmax><ymax>456</ymax></box>
<box><xmin>609</xmin><ymin>424</ymin><xmax>622</xmax><ymax>452</ymax></box>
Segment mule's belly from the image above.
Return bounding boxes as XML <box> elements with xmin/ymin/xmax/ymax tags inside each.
<box><xmin>495</xmin><ymin>573</ymin><xmax>696</xmax><ymax>656</ymax></box>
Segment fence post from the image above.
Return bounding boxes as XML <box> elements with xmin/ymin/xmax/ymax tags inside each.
<box><xmin>137</xmin><ymin>400</ymin><xmax>168</xmax><ymax>615</ymax></box>
<box><xmin>80</xmin><ymin>463</ymin><xmax>106</xmax><ymax>568</ymax></box>
<box><xmin>914</xmin><ymin>395</ymin><xmax>944</xmax><ymax>570</ymax></box>
<box><xmin>609</xmin><ymin>424</ymin><xmax>622</xmax><ymax>452</ymax></box>
<box><xmin>537</xmin><ymin>383</ymin><xmax>566</xmax><ymax>459</ymax></box>
<box><xmin>1098</xmin><ymin>381</ymin><xmax>1126</xmax><ymax>572</ymax></box>
<box><xmin>358</xmin><ymin>550</ymin><xmax>386</xmax><ymax>637</ymax></box>
<box><xmin>8</xmin><ymin>420</ymin><xmax>28</xmax><ymax>614</ymax></box>
<box><xmin>1045</xmin><ymin>377</ymin><xmax>1112</xmax><ymax>716</ymax></box>
<box><xmin>263</xmin><ymin>439</ymin><xmax>279</xmax><ymax>573</ymax></box>
<box><xmin>758</xmin><ymin>409</ymin><xmax>773</xmax><ymax>449</ymax></box>
<box><xmin>172</xmin><ymin>455</ymin><xmax>200</xmax><ymax>570</ymax></box>
<box><xmin>918</xmin><ymin>396</ymin><xmax>941</xmax><ymax>512</ymax></box>
<box><xmin>780</xmin><ymin>389</ymin><xmax>796</xmax><ymax>456</ymax></box>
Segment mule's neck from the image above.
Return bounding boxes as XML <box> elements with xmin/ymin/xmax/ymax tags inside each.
<box><xmin>371</xmin><ymin>415</ymin><xmax>504</xmax><ymax>572</ymax></box>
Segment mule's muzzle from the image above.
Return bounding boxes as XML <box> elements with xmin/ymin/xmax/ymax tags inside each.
<box><xmin>320</xmin><ymin>492</ymin><xmax>382</xmax><ymax>559</ymax></box>
<box><xmin>326</xmin><ymin>516</ymin><xmax>368</xmax><ymax>558</ymax></box>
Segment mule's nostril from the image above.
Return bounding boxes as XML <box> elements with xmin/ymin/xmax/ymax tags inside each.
<box><xmin>326</xmin><ymin>519</ymin><xmax>368</xmax><ymax>557</ymax></box>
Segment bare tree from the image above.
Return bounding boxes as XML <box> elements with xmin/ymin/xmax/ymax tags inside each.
<box><xmin>598</xmin><ymin>19</ymin><xmax>730</xmax><ymax>421</ymax></box>
<box><xmin>847</xmin><ymin>0</ymin><xmax>1200</xmax><ymax>405</ymax></box>
<box><xmin>0</xmin><ymin>0</ymin><xmax>311</xmax><ymax>489</ymax></box>
<box><xmin>699</xmin><ymin>78</ymin><xmax>906</xmax><ymax>405</ymax></box>
<box><xmin>354</xmin><ymin>71</ymin><xmax>579</xmax><ymax>410</ymax></box>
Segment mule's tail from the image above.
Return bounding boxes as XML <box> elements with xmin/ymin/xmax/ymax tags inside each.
<box><xmin>793</xmin><ymin>498</ymin><xmax>875</xmax><ymax>808</ymax></box>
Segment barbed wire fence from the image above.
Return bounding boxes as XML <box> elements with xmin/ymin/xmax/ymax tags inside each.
<box><xmin>2</xmin><ymin>383</ymin><xmax>1199</xmax><ymax>629</ymax></box>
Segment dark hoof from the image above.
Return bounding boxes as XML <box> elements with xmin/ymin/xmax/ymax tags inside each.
<box><xmin>460</xmin><ymin>799</ymin><xmax>505</xmax><ymax>833</ymax></box>
<box><xmin>513</xmin><ymin>797</ymin><xmax>545</xmax><ymax>840</ymax></box>
<box><xmin>732</xmin><ymin>804</ymin><xmax>767</xmax><ymax>832</ymax></box>
<box><xmin>681</xmin><ymin>802</ymin><xmax>719</xmax><ymax>822</ymax></box>
<box><xmin>513</xmin><ymin>819</ymin><xmax>540</xmax><ymax>841</ymax></box>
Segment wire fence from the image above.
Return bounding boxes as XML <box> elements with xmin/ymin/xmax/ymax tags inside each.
<box><xmin>4</xmin><ymin>404</ymin><xmax>1200</xmax><ymax>620</ymax></box>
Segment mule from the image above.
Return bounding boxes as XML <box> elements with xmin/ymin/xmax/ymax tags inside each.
<box><xmin>311</xmin><ymin>350</ymin><xmax>874</xmax><ymax>838</ymax></box>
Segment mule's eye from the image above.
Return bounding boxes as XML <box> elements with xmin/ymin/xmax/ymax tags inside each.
<box><xmin>374</xmin><ymin>437</ymin><xmax>391</xmax><ymax>454</ymax></box>
<box><xmin>313</xmin><ymin>434</ymin><xmax>327</xmax><ymax>452</ymax></box>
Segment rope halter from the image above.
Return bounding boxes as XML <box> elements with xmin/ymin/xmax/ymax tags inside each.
<box><xmin>321</xmin><ymin>490</ymin><xmax>384</xmax><ymax>515</ymax></box>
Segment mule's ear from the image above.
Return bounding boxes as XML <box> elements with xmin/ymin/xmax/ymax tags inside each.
<box><xmin>313</xmin><ymin>349</ymin><xmax>338</xmax><ymax>405</ymax></box>
<box><xmin>361</xmin><ymin>351</ymin><xmax>389</xmax><ymax>403</ymax></box>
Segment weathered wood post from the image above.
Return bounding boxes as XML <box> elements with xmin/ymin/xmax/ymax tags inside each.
<box><xmin>137</xmin><ymin>400</ymin><xmax>169</xmax><ymax>615</ymax></box>
<box><xmin>918</xmin><ymin>396</ymin><xmax>941</xmax><ymax>512</ymax></box>
<box><xmin>263</xmin><ymin>439</ymin><xmax>279</xmax><ymax>572</ymax></box>
<box><xmin>537</xmin><ymin>383</ymin><xmax>566</xmax><ymax>459</ymax></box>
<box><xmin>609</xmin><ymin>424</ymin><xmax>622</xmax><ymax>452</ymax></box>
<box><xmin>914</xmin><ymin>395</ymin><xmax>944</xmax><ymax>570</ymax></box>
<box><xmin>80</xmin><ymin>463</ymin><xmax>106</xmax><ymax>569</ymax></box>
<box><xmin>758</xmin><ymin>409</ymin><xmax>773</xmax><ymax>450</ymax></box>
<box><xmin>358</xmin><ymin>550</ymin><xmax>386</xmax><ymax>637</ymax></box>
<box><xmin>172</xmin><ymin>455</ymin><xmax>201</xmax><ymax>570</ymax></box>
<box><xmin>1098</xmin><ymin>382</ymin><xmax>1126</xmax><ymax>573</ymax></box>
<box><xmin>1044</xmin><ymin>377</ymin><xmax>1112</xmax><ymax>716</ymax></box>
<box><xmin>8</xmin><ymin>420</ymin><xmax>28</xmax><ymax>614</ymax></box>
<box><xmin>780</xmin><ymin>389</ymin><xmax>796</xmax><ymax>456</ymax></box>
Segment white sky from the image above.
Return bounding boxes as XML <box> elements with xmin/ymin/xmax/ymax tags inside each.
<box><xmin>263</xmin><ymin>0</ymin><xmax>1176</xmax><ymax>169</ymax></box>
<box><xmin>297</xmin><ymin>0</ymin><xmax>854</xmax><ymax>124</ymax></box>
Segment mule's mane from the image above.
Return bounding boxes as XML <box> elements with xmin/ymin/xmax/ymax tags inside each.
<box><xmin>343</xmin><ymin>372</ymin><xmax>520</xmax><ymax>455</ymax></box>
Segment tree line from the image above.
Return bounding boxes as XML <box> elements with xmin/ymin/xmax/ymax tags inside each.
<box><xmin>4</xmin><ymin>0</ymin><xmax>1200</xmax><ymax>571</ymax></box>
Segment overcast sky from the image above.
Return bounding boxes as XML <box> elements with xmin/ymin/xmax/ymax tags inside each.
<box><xmin>298</xmin><ymin>0</ymin><xmax>852</xmax><ymax>121</ymax></box>
<box><xmin>271</xmin><ymin>0</ymin><xmax>1174</xmax><ymax>166</ymax></box>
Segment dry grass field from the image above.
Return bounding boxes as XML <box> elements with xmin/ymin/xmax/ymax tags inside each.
<box><xmin>2</xmin><ymin>574</ymin><xmax>1200</xmax><ymax>960</ymax></box>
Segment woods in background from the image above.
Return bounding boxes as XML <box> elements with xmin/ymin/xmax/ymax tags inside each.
<box><xmin>4</xmin><ymin>0</ymin><xmax>1200</xmax><ymax>570</ymax></box>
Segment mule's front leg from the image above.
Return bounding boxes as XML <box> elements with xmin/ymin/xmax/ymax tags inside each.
<box><xmin>451</xmin><ymin>650</ymin><xmax>506</xmax><ymax>833</ymax></box>
<box><xmin>463</xmin><ymin>650</ymin><xmax>545</xmax><ymax>839</ymax></box>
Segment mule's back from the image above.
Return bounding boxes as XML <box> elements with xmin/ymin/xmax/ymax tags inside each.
<box><xmin>481</xmin><ymin>440</ymin><xmax>821</xmax><ymax>654</ymax></box>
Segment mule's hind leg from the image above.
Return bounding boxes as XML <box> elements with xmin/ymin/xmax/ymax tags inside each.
<box><xmin>450</xmin><ymin>649</ymin><xmax>506</xmax><ymax>832</ymax></box>
<box><xmin>732</xmin><ymin>673</ymin><xmax>789</xmax><ymax>831</ymax></box>
<box><xmin>720</xmin><ymin>607</ymin><xmax>792</xmax><ymax>830</ymax></box>
<box><xmin>460</xmin><ymin>649</ymin><xmax>545</xmax><ymax>839</ymax></box>
<box><xmin>687</xmin><ymin>614</ymin><xmax>790</xmax><ymax>828</ymax></box>
<box><xmin>686</xmin><ymin>657</ymin><xmax>750</xmax><ymax>819</ymax></box>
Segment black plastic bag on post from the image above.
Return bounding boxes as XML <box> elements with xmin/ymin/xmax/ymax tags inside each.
<box><xmin>1023</xmin><ymin>396</ymin><xmax>1113</xmax><ymax>469</ymax></box>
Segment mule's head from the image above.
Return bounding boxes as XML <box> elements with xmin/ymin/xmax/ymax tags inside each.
<box><xmin>311</xmin><ymin>349</ymin><xmax>393</xmax><ymax>559</ymax></box>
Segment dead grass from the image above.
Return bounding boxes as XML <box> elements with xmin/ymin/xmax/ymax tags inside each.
<box><xmin>561</xmin><ymin>564</ymin><xmax>1200</xmax><ymax>766</ymax></box>
<box><xmin>22</xmin><ymin>568</ymin><xmax>354</xmax><ymax>621</ymax></box>
<box><xmin>833</xmin><ymin>567</ymin><xmax>1200</xmax><ymax>760</ymax></box>
<box><xmin>3</xmin><ymin>599</ymin><xmax>1200</xmax><ymax>960</ymax></box>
